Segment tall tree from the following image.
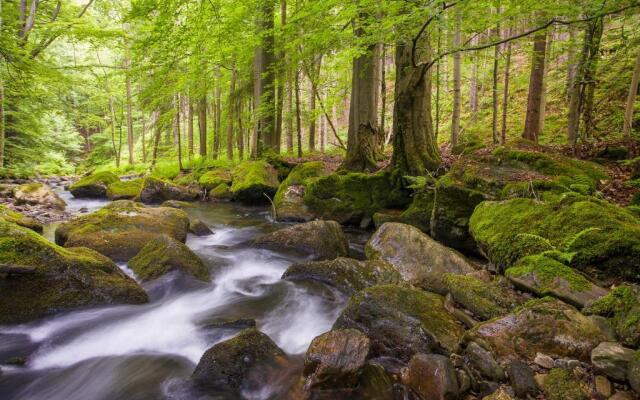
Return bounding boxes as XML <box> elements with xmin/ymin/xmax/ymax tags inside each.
<box><xmin>624</xmin><ymin>47</ymin><xmax>640</xmax><ymax>137</ymax></box>
<box><xmin>198</xmin><ymin>95</ymin><xmax>207</xmax><ymax>157</ymax></box>
<box><xmin>451</xmin><ymin>11</ymin><xmax>462</xmax><ymax>146</ymax></box>
<box><xmin>253</xmin><ymin>0</ymin><xmax>277</xmax><ymax>155</ymax></box>
<box><xmin>227</xmin><ymin>68</ymin><xmax>237</xmax><ymax>160</ymax></box>
<box><xmin>522</xmin><ymin>30</ymin><xmax>548</xmax><ymax>142</ymax></box>
<box><xmin>125</xmin><ymin>57</ymin><xmax>135</xmax><ymax>165</ymax></box>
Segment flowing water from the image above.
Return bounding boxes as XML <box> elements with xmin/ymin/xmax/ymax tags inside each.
<box><xmin>0</xmin><ymin>190</ymin><xmax>354</xmax><ymax>399</ymax></box>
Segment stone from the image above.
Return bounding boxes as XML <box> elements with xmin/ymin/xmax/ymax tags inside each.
<box><xmin>333</xmin><ymin>284</ymin><xmax>464</xmax><ymax>361</ymax></box>
<box><xmin>303</xmin><ymin>329</ymin><xmax>370</xmax><ymax>390</ymax></box>
<box><xmin>69</xmin><ymin>171</ymin><xmax>119</xmax><ymax>198</ymax></box>
<box><xmin>138</xmin><ymin>176</ymin><xmax>199</xmax><ymax>204</ymax></box>
<box><xmin>0</xmin><ymin>205</ymin><xmax>42</xmax><ymax>233</ymax></box>
<box><xmin>14</xmin><ymin>182</ymin><xmax>66</xmax><ymax>210</ymax></box>
<box><xmin>253</xmin><ymin>220</ymin><xmax>349</xmax><ymax>260</ymax></box>
<box><xmin>106</xmin><ymin>179</ymin><xmax>143</xmax><ymax>200</ymax></box>
<box><xmin>282</xmin><ymin>257</ymin><xmax>400</xmax><ymax>295</ymax></box>
<box><xmin>627</xmin><ymin>351</ymin><xmax>640</xmax><ymax>393</ymax></box>
<box><xmin>584</xmin><ymin>285</ymin><xmax>640</xmax><ymax>348</ymax></box>
<box><xmin>610</xmin><ymin>391</ymin><xmax>635</xmax><ymax>400</ymax></box>
<box><xmin>481</xmin><ymin>386</ymin><xmax>515</xmax><ymax>400</ymax></box>
<box><xmin>209</xmin><ymin>183</ymin><xmax>232</xmax><ymax>200</ymax></box>
<box><xmin>189</xmin><ymin>218</ymin><xmax>213</xmax><ymax>236</ymax></box>
<box><xmin>0</xmin><ymin>219</ymin><xmax>148</xmax><ymax>324</ymax></box>
<box><xmin>591</xmin><ymin>342</ymin><xmax>635</xmax><ymax>382</ymax></box>
<box><xmin>198</xmin><ymin>169</ymin><xmax>232</xmax><ymax>191</ymax></box>
<box><xmin>161</xmin><ymin>200</ymin><xmax>194</xmax><ymax>209</ymax></box>
<box><xmin>128</xmin><ymin>235</ymin><xmax>209</xmax><ymax>282</ymax></box>
<box><xmin>55</xmin><ymin>200</ymin><xmax>190</xmax><ymax>262</ymax></box>
<box><xmin>534</xmin><ymin>353</ymin><xmax>555</xmax><ymax>369</ymax></box>
<box><xmin>594</xmin><ymin>375</ymin><xmax>612</xmax><ymax>397</ymax></box>
<box><xmin>365</xmin><ymin>222</ymin><xmax>475</xmax><ymax>281</ymax></box>
<box><xmin>506</xmin><ymin>360</ymin><xmax>537</xmax><ymax>399</ymax></box>
<box><xmin>402</xmin><ymin>353</ymin><xmax>459</xmax><ymax>400</ymax></box>
<box><xmin>542</xmin><ymin>368</ymin><xmax>588</xmax><ymax>400</ymax></box>
<box><xmin>230</xmin><ymin>160</ymin><xmax>279</xmax><ymax>204</ymax></box>
<box><xmin>465</xmin><ymin>341</ymin><xmax>505</xmax><ymax>381</ymax></box>
<box><xmin>273</xmin><ymin>161</ymin><xmax>328</xmax><ymax>222</ymax></box>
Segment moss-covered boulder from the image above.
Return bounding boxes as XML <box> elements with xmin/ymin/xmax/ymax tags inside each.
<box><xmin>230</xmin><ymin>160</ymin><xmax>279</xmax><ymax>204</ymax></box>
<box><xmin>469</xmin><ymin>195</ymin><xmax>640</xmax><ymax>281</ymax></box>
<box><xmin>106</xmin><ymin>179</ymin><xmax>143</xmax><ymax>200</ymax></box>
<box><xmin>138</xmin><ymin>176</ymin><xmax>199</xmax><ymax>204</ymax></box>
<box><xmin>303</xmin><ymin>171</ymin><xmax>410</xmax><ymax>226</ymax></box>
<box><xmin>282</xmin><ymin>257</ymin><xmax>401</xmax><ymax>295</ymax></box>
<box><xmin>55</xmin><ymin>200</ymin><xmax>190</xmax><ymax>262</ymax></box>
<box><xmin>172</xmin><ymin>172</ymin><xmax>199</xmax><ymax>187</ymax></box>
<box><xmin>333</xmin><ymin>284</ymin><xmax>465</xmax><ymax>361</ymax></box>
<box><xmin>209</xmin><ymin>183</ymin><xmax>232</xmax><ymax>200</ymax></box>
<box><xmin>0</xmin><ymin>219</ymin><xmax>148</xmax><ymax>324</ymax></box>
<box><xmin>584</xmin><ymin>285</ymin><xmax>640</xmax><ymax>348</ymax></box>
<box><xmin>191</xmin><ymin>328</ymin><xmax>287</xmax><ymax>392</ymax></box>
<box><xmin>128</xmin><ymin>235</ymin><xmax>209</xmax><ymax>282</ymax></box>
<box><xmin>543</xmin><ymin>368</ymin><xmax>589</xmax><ymax>400</ymax></box>
<box><xmin>253</xmin><ymin>220</ymin><xmax>349</xmax><ymax>260</ymax></box>
<box><xmin>198</xmin><ymin>169</ymin><xmax>232</xmax><ymax>191</ymax></box>
<box><xmin>69</xmin><ymin>171</ymin><xmax>119</xmax><ymax>198</ymax></box>
<box><xmin>464</xmin><ymin>297</ymin><xmax>607</xmax><ymax>363</ymax></box>
<box><xmin>274</xmin><ymin>161</ymin><xmax>329</xmax><ymax>222</ymax></box>
<box><xmin>365</xmin><ymin>222</ymin><xmax>475</xmax><ymax>281</ymax></box>
<box><xmin>0</xmin><ymin>204</ymin><xmax>43</xmax><ymax>233</ymax></box>
<box><xmin>506</xmin><ymin>255</ymin><xmax>608</xmax><ymax>309</ymax></box>
<box><xmin>160</xmin><ymin>200</ymin><xmax>194</xmax><ymax>209</ymax></box>
<box><xmin>14</xmin><ymin>182</ymin><xmax>66</xmax><ymax>210</ymax></box>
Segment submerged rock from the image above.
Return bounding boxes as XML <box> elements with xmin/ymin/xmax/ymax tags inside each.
<box><xmin>14</xmin><ymin>182</ymin><xmax>66</xmax><ymax>210</ymax></box>
<box><xmin>191</xmin><ymin>328</ymin><xmax>287</xmax><ymax>392</ymax></box>
<box><xmin>138</xmin><ymin>176</ymin><xmax>199</xmax><ymax>204</ymax></box>
<box><xmin>365</xmin><ymin>222</ymin><xmax>475</xmax><ymax>281</ymax></box>
<box><xmin>55</xmin><ymin>200</ymin><xmax>190</xmax><ymax>261</ymax></box>
<box><xmin>230</xmin><ymin>160</ymin><xmax>279</xmax><ymax>204</ymax></box>
<box><xmin>254</xmin><ymin>220</ymin><xmax>349</xmax><ymax>260</ymax></box>
<box><xmin>128</xmin><ymin>235</ymin><xmax>209</xmax><ymax>282</ymax></box>
<box><xmin>282</xmin><ymin>257</ymin><xmax>400</xmax><ymax>295</ymax></box>
<box><xmin>274</xmin><ymin>161</ymin><xmax>328</xmax><ymax>222</ymax></box>
<box><xmin>0</xmin><ymin>204</ymin><xmax>43</xmax><ymax>233</ymax></box>
<box><xmin>189</xmin><ymin>218</ymin><xmax>213</xmax><ymax>236</ymax></box>
<box><xmin>69</xmin><ymin>171</ymin><xmax>119</xmax><ymax>198</ymax></box>
<box><xmin>106</xmin><ymin>179</ymin><xmax>143</xmax><ymax>200</ymax></box>
<box><xmin>333</xmin><ymin>284</ymin><xmax>464</xmax><ymax>361</ymax></box>
<box><xmin>0</xmin><ymin>219</ymin><xmax>148</xmax><ymax>324</ymax></box>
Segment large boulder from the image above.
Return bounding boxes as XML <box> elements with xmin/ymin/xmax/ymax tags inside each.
<box><xmin>253</xmin><ymin>220</ymin><xmax>349</xmax><ymax>260</ymax></box>
<box><xmin>55</xmin><ymin>200</ymin><xmax>190</xmax><ymax>262</ymax></box>
<box><xmin>470</xmin><ymin>194</ymin><xmax>640</xmax><ymax>281</ymax></box>
<box><xmin>106</xmin><ymin>179</ymin><xmax>143</xmax><ymax>200</ymax></box>
<box><xmin>274</xmin><ymin>161</ymin><xmax>328</xmax><ymax>222</ymax></box>
<box><xmin>464</xmin><ymin>297</ymin><xmax>607</xmax><ymax>363</ymax></box>
<box><xmin>0</xmin><ymin>204</ymin><xmax>42</xmax><ymax>233</ymax></box>
<box><xmin>591</xmin><ymin>342</ymin><xmax>635</xmax><ymax>382</ymax></box>
<box><xmin>69</xmin><ymin>171</ymin><xmax>119</xmax><ymax>198</ymax></box>
<box><xmin>138</xmin><ymin>176</ymin><xmax>199</xmax><ymax>204</ymax></box>
<box><xmin>191</xmin><ymin>328</ymin><xmax>287</xmax><ymax>392</ymax></box>
<box><xmin>198</xmin><ymin>169</ymin><xmax>232</xmax><ymax>191</ymax></box>
<box><xmin>230</xmin><ymin>160</ymin><xmax>279</xmax><ymax>204</ymax></box>
<box><xmin>402</xmin><ymin>353</ymin><xmax>459</xmax><ymax>400</ymax></box>
<box><xmin>584</xmin><ymin>284</ymin><xmax>640</xmax><ymax>348</ymax></box>
<box><xmin>365</xmin><ymin>222</ymin><xmax>475</xmax><ymax>281</ymax></box>
<box><xmin>14</xmin><ymin>182</ymin><xmax>66</xmax><ymax>210</ymax></box>
<box><xmin>128</xmin><ymin>235</ymin><xmax>209</xmax><ymax>282</ymax></box>
<box><xmin>333</xmin><ymin>284</ymin><xmax>465</xmax><ymax>361</ymax></box>
<box><xmin>0</xmin><ymin>219</ymin><xmax>148</xmax><ymax>324</ymax></box>
<box><xmin>282</xmin><ymin>257</ymin><xmax>401</xmax><ymax>295</ymax></box>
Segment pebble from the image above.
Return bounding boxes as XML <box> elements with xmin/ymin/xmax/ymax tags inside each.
<box><xmin>595</xmin><ymin>375</ymin><xmax>612</xmax><ymax>397</ymax></box>
<box><xmin>534</xmin><ymin>353</ymin><xmax>554</xmax><ymax>369</ymax></box>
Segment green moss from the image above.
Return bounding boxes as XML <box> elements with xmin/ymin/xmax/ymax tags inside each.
<box><xmin>198</xmin><ymin>169</ymin><xmax>232</xmax><ymax>190</ymax></box>
<box><xmin>0</xmin><ymin>204</ymin><xmax>42</xmax><ymax>233</ymax></box>
<box><xmin>543</xmin><ymin>368</ymin><xmax>588</xmax><ymax>400</ymax></box>
<box><xmin>106</xmin><ymin>179</ymin><xmax>143</xmax><ymax>200</ymax></box>
<box><xmin>230</xmin><ymin>160</ymin><xmax>279</xmax><ymax>204</ymax></box>
<box><xmin>69</xmin><ymin>171</ymin><xmax>119</xmax><ymax>191</ymax></box>
<box><xmin>397</xmin><ymin>190</ymin><xmax>434</xmax><ymax>233</ymax></box>
<box><xmin>585</xmin><ymin>285</ymin><xmax>638</xmax><ymax>324</ymax></box>
<box><xmin>210</xmin><ymin>183</ymin><xmax>232</xmax><ymax>199</ymax></box>
<box><xmin>173</xmin><ymin>172</ymin><xmax>199</xmax><ymax>187</ymax></box>
<box><xmin>274</xmin><ymin>161</ymin><xmax>327</xmax><ymax>205</ymax></box>
<box><xmin>443</xmin><ymin>273</ymin><xmax>516</xmax><ymax>320</ymax></box>
<box><xmin>506</xmin><ymin>255</ymin><xmax>591</xmax><ymax>292</ymax></box>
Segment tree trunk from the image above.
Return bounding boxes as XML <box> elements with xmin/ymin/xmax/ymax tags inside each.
<box><xmin>491</xmin><ymin>24</ymin><xmax>500</xmax><ymax>144</ymax></box>
<box><xmin>253</xmin><ymin>0</ymin><xmax>277</xmax><ymax>154</ymax></box>
<box><xmin>624</xmin><ymin>48</ymin><xmax>640</xmax><ymax>136</ymax></box>
<box><xmin>227</xmin><ymin>68</ymin><xmax>236</xmax><ymax>160</ymax></box>
<box><xmin>109</xmin><ymin>97</ymin><xmax>121</xmax><ymax>168</ymax></box>
<box><xmin>320</xmin><ymin>109</ymin><xmax>326</xmax><ymax>152</ymax></box>
<box><xmin>0</xmin><ymin>80</ymin><xmax>4</xmax><ymax>168</ymax></box>
<box><xmin>501</xmin><ymin>33</ymin><xmax>512</xmax><ymax>145</ymax></box>
<box><xmin>141</xmin><ymin>115</ymin><xmax>147</xmax><ymax>163</ymax></box>
<box><xmin>275</xmin><ymin>0</ymin><xmax>287</xmax><ymax>151</ymax></box>
<box><xmin>213</xmin><ymin>82</ymin><xmax>222</xmax><ymax>158</ymax></box>
<box><xmin>522</xmin><ymin>30</ymin><xmax>547</xmax><ymax>142</ymax></box>
<box><xmin>286</xmin><ymin>77</ymin><xmax>294</xmax><ymax>153</ymax></box>
<box><xmin>581</xmin><ymin>18</ymin><xmax>603</xmax><ymax>140</ymax></box>
<box><xmin>451</xmin><ymin>11</ymin><xmax>462</xmax><ymax>146</ymax></box>
<box><xmin>469</xmin><ymin>35</ymin><xmax>479</xmax><ymax>115</ymax></box>
<box><xmin>187</xmin><ymin>99</ymin><xmax>194</xmax><ymax>157</ymax></box>
<box><xmin>379</xmin><ymin>45</ymin><xmax>387</xmax><ymax>150</ymax></box>
<box><xmin>175</xmin><ymin>96</ymin><xmax>183</xmax><ymax>170</ymax></box>
<box><xmin>125</xmin><ymin>59</ymin><xmax>135</xmax><ymax>165</ymax></box>
<box><xmin>152</xmin><ymin>111</ymin><xmax>162</xmax><ymax>167</ymax></box>
<box><xmin>539</xmin><ymin>32</ymin><xmax>553</xmax><ymax>134</ymax></box>
<box><xmin>435</xmin><ymin>26</ymin><xmax>442</xmax><ymax>141</ymax></box>
<box><xmin>294</xmin><ymin>67</ymin><xmax>302</xmax><ymax>157</ymax></box>
<box><xmin>237</xmin><ymin>94</ymin><xmax>244</xmax><ymax>160</ymax></box>
<box><xmin>565</xmin><ymin>28</ymin><xmax>577</xmax><ymax>100</ymax></box>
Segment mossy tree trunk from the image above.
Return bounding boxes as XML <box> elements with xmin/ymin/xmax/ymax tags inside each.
<box><xmin>253</xmin><ymin>0</ymin><xmax>277</xmax><ymax>155</ymax></box>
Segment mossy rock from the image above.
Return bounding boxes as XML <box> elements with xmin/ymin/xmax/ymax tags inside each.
<box><xmin>469</xmin><ymin>194</ymin><xmax>640</xmax><ymax>281</ymax></box>
<box><xmin>274</xmin><ymin>161</ymin><xmax>328</xmax><ymax>222</ymax></box>
<box><xmin>209</xmin><ymin>183</ymin><xmax>232</xmax><ymax>200</ymax></box>
<box><xmin>128</xmin><ymin>235</ymin><xmax>209</xmax><ymax>282</ymax></box>
<box><xmin>0</xmin><ymin>219</ymin><xmax>148</xmax><ymax>324</ymax></box>
<box><xmin>464</xmin><ymin>297</ymin><xmax>606</xmax><ymax>363</ymax></box>
<box><xmin>138</xmin><ymin>176</ymin><xmax>199</xmax><ymax>204</ymax></box>
<box><xmin>173</xmin><ymin>172</ymin><xmax>199</xmax><ymax>187</ymax></box>
<box><xmin>626</xmin><ymin>157</ymin><xmax>640</xmax><ymax>179</ymax></box>
<box><xmin>69</xmin><ymin>171</ymin><xmax>119</xmax><ymax>198</ymax></box>
<box><xmin>106</xmin><ymin>179</ymin><xmax>143</xmax><ymax>200</ymax></box>
<box><xmin>198</xmin><ymin>169</ymin><xmax>232</xmax><ymax>191</ymax></box>
<box><xmin>14</xmin><ymin>182</ymin><xmax>66</xmax><ymax>210</ymax></box>
<box><xmin>506</xmin><ymin>255</ymin><xmax>608</xmax><ymax>309</ymax></box>
<box><xmin>584</xmin><ymin>284</ymin><xmax>640</xmax><ymax>348</ymax></box>
<box><xmin>333</xmin><ymin>284</ymin><xmax>465</xmax><ymax>361</ymax></box>
<box><xmin>282</xmin><ymin>257</ymin><xmax>401</xmax><ymax>295</ymax></box>
<box><xmin>597</xmin><ymin>145</ymin><xmax>630</xmax><ymax>160</ymax></box>
<box><xmin>0</xmin><ymin>204</ymin><xmax>43</xmax><ymax>233</ymax></box>
<box><xmin>373</xmin><ymin>191</ymin><xmax>435</xmax><ymax>233</ymax></box>
<box><xmin>55</xmin><ymin>200</ymin><xmax>190</xmax><ymax>262</ymax></box>
<box><xmin>160</xmin><ymin>200</ymin><xmax>194</xmax><ymax>209</ymax></box>
<box><xmin>303</xmin><ymin>171</ymin><xmax>410</xmax><ymax>226</ymax></box>
<box><xmin>543</xmin><ymin>368</ymin><xmax>589</xmax><ymax>400</ymax></box>
<box><xmin>230</xmin><ymin>160</ymin><xmax>279</xmax><ymax>204</ymax></box>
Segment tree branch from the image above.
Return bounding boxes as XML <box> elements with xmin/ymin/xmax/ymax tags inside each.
<box><xmin>19</xmin><ymin>0</ymin><xmax>39</xmax><ymax>40</ymax></box>
<box><xmin>411</xmin><ymin>1</ymin><xmax>459</xmax><ymax>67</ymax></box>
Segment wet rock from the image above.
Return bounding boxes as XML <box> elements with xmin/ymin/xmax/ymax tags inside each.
<box><xmin>465</xmin><ymin>341</ymin><xmax>505</xmax><ymax>381</ymax></box>
<box><xmin>55</xmin><ymin>200</ymin><xmax>190</xmax><ymax>261</ymax></box>
<box><xmin>506</xmin><ymin>360</ymin><xmax>537</xmax><ymax>399</ymax></box>
<box><xmin>230</xmin><ymin>160</ymin><xmax>279</xmax><ymax>204</ymax></box>
<box><xmin>542</xmin><ymin>368</ymin><xmax>588</xmax><ymax>400</ymax></box>
<box><xmin>534</xmin><ymin>353</ymin><xmax>555</xmax><ymax>369</ymax></box>
<box><xmin>209</xmin><ymin>183</ymin><xmax>232</xmax><ymax>200</ymax></box>
<box><xmin>402</xmin><ymin>353</ymin><xmax>459</xmax><ymax>400</ymax></box>
<box><xmin>189</xmin><ymin>218</ymin><xmax>213</xmax><ymax>236</ymax></box>
<box><xmin>482</xmin><ymin>386</ymin><xmax>515</xmax><ymax>400</ymax></box>
<box><xmin>14</xmin><ymin>182</ymin><xmax>66</xmax><ymax>210</ymax></box>
<box><xmin>274</xmin><ymin>161</ymin><xmax>328</xmax><ymax>222</ymax></box>
<box><xmin>584</xmin><ymin>284</ymin><xmax>640</xmax><ymax>348</ymax></box>
<box><xmin>69</xmin><ymin>171</ymin><xmax>119</xmax><ymax>198</ymax></box>
<box><xmin>138</xmin><ymin>176</ymin><xmax>199</xmax><ymax>204</ymax></box>
<box><xmin>303</xmin><ymin>329</ymin><xmax>370</xmax><ymax>390</ymax></box>
<box><xmin>365</xmin><ymin>222</ymin><xmax>475</xmax><ymax>282</ymax></box>
<box><xmin>161</xmin><ymin>200</ymin><xmax>194</xmax><ymax>209</ymax></box>
<box><xmin>506</xmin><ymin>255</ymin><xmax>608</xmax><ymax>309</ymax></box>
<box><xmin>200</xmin><ymin>318</ymin><xmax>256</xmax><ymax>330</ymax></box>
<box><xmin>254</xmin><ymin>220</ymin><xmax>349</xmax><ymax>260</ymax></box>
<box><xmin>464</xmin><ymin>297</ymin><xmax>606</xmax><ymax>363</ymax></box>
<box><xmin>106</xmin><ymin>179</ymin><xmax>143</xmax><ymax>200</ymax></box>
<box><xmin>591</xmin><ymin>342</ymin><xmax>635</xmax><ymax>381</ymax></box>
<box><xmin>128</xmin><ymin>235</ymin><xmax>209</xmax><ymax>282</ymax></box>
<box><xmin>0</xmin><ymin>204</ymin><xmax>43</xmax><ymax>233</ymax></box>
<box><xmin>191</xmin><ymin>328</ymin><xmax>287</xmax><ymax>392</ymax></box>
<box><xmin>333</xmin><ymin>284</ymin><xmax>464</xmax><ymax>361</ymax></box>
<box><xmin>282</xmin><ymin>257</ymin><xmax>400</xmax><ymax>295</ymax></box>
<box><xmin>0</xmin><ymin>219</ymin><xmax>148</xmax><ymax>324</ymax></box>
<box><xmin>198</xmin><ymin>169</ymin><xmax>232</xmax><ymax>191</ymax></box>
<box><xmin>627</xmin><ymin>351</ymin><xmax>640</xmax><ymax>393</ymax></box>
<box><xmin>594</xmin><ymin>375</ymin><xmax>612</xmax><ymax>397</ymax></box>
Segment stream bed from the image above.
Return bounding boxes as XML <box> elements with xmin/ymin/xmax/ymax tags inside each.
<box><xmin>0</xmin><ymin>191</ymin><xmax>355</xmax><ymax>399</ymax></box>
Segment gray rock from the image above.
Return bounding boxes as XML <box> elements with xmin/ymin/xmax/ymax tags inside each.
<box><xmin>591</xmin><ymin>342</ymin><xmax>635</xmax><ymax>381</ymax></box>
<box><xmin>627</xmin><ymin>351</ymin><xmax>640</xmax><ymax>393</ymax></box>
<box><xmin>506</xmin><ymin>360</ymin><xmax>537</xmax><ymax>399</ymax></box>
<box><xmin>465</xmin><ymin>341</ymin><xmax>505</xmax><ymax>381</ymax></box>
<box><xmin>189</xmin><ymin>218</ymin><xmax>213</xmax><ymax>236</ymax></box>
<box><xmin>402</xmin><ymin>353</ymin><xmax>459</xmax><ymax>400</ymax></box>
<box><xmin>534</xmin><ymin>353</ymin><xmax>555</xmax><ymax>369</ymax></box>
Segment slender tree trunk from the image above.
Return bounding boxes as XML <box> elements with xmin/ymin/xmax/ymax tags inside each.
<box><xmin>187</xmin><ymin>100</ymin><xmax>194</xmax><ymax>157</ymax></box>
<box><xmin>175</xmin><ymin>96</ymin><xmax>183</xmax><ymax>170</ymax></box>
<box><xmin>624</xmin><ymin>48</ymin><xmax>640</xmax><ymax>137</ymax></box>
<box><xmin>109</xmin><ymin>97</ymin><xmax>121</xmax><ymax>168</ymax></box>
<box><xmin>125</xmin><ymin>59</ymin><xmax>135</xmax><ymax>165</ymax></box>
<box><xmin>295</xmin><ymin>67</ymin><xmax>303</xmax><ymax>157</ymax></box>
<box><xmin>320</xmin><ymin>107</ymin><xmax>326</xmax><ymax>152</ymax></box>
<box><xmin>469</xmin><ymin>35</ymin><xmax>479</xmax><ymax>115</ymax></box>
<box><xmin>152</xmin><ymin>111</ymin><xmax>162</xmax><ymax>167</ymax></box>
<box><xmin>565</xmin><ymin>28</ymin><xmax>577</xmax><ymax>100</ymax></box>
<box><xmin>491</xmin><ymin>23</ymin><xmax>500</xmax><ymax>144</ymax></box>
<box><xmin>227</xmin><ymin>68</ymin><xmax>236</xmax><ymax>160</ymax></box>
<box><xmin>451</xmin><ymin>11</ymin><xmax>462</xmax><ymax>146</ymax></box>
<box><xmin>237</xmin><ymin>94</ymin><xmax>244</xmax><ymax>160</ymax></box>
<box><xmin>0</xmin><ymin>80</ymin><xmax>4</xmax><ymax>168</ymax></box>
<box><xmin>286</xmin><ymin>77</ymin><xmax>294</xmax><ymax>153</ymax></box>
<box><xmin>141</xmin><ymin>115</ymin><xmax>147</xmax><ymax>163</ymax></box>
<box><xmin>254</xmin><ymin>0</ymin><xmax>277</xmax><ymax>154</ymax></box>
<box><xmin>435</xmin><ymin>26</ymin><xmax>442</xmax><ymax>141</ymax></box>
<box><xmin>275</xmin><ymin>0</ymin><xmax>287</xmax><ymax>151</ymax></box>
<box><xmin>581</xmin><ymin>18</ymin><xmax>603</xmax><ymax>140</ymax></box>
<box><xmin>501</xmin><ymin>33</ymin><xmax>512</xmax><ymax>145</ymax></box>
<box><xmin>539</xmin><ymin>32</ymin><xmax>553</xmax><ymax>134</ymax></box>
<box><xmin>379</xmin><ymin>45</ymin><xmax>387</xmax><ymax>150</ymax></box>
<box><xmin>198</xmin><ymin>95</ymin><xmax>207</xmax><ymax>157</ymax></box>
<box><xmin>522</xmin><ymin>30</ymin><xmax>547</xmax><ymax>142</ymax></box>
<box><xmin>214</xmin><ymin>82</ymin><xmax>222</xmax><ymax>158</ymax></box>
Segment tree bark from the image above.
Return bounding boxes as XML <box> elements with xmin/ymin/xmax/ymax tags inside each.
<box><xmin>501</xmin><ymin>32</ymin><xmax>512</xmax><ymax>145</ymax></box>
<box><xmin>522</xmin><ymin>30</ymin><xmax>547</xmax><ymax>142</ymax></box>
<box><xmin>253</xmin><ymin>0</ymin><xmax>277</xmax><ymax>154</ymax></box>
<box><xmin>198</xmin><ymin>95</ymin><xmax>207</xmax><ymax>157</ymax></box>
<box><xmin>187</xmin><ymin>99</ymin><xmax>194</xmax><ymax>157</ymax></box>
<box><xmin>275</xmin><ymin>0</ymin><xmax>287</xmax><ymax>151</ymax></box>
<box><xmin>237</xmin><ymin>94</ymin><xmax>244</xmax><ymax>160</ymax></box>
<box><xmin>227</xmin><ymin>68</ymin><xmax>236</xmax><ymax>160</ymax></box>
<box><xmin>581</xmin><ymin>18</ymin><xmax>603</xmax><ymax>140</ymax></box>
<box><xmin>213</xmin><ymin>82</ymin><xmax>222</xmax><ymax>158</ymax></box>
<box><xmin>539</xmin><ymin>32</ymin><xmax>553</xmax><ymax>134</ymax></box>
<box><xmin>379</xmin><ymin>45</ymin><xmax>387</xmax><ymax>150</ymax></box>
<box><xmin>0</xmin><ymin>80</ymin><xmax>4</xmax><ymax>168</ymax></box>
<box><xmin>294</xmin><ymin>67</ymin><xmax>303</xmax><ymax>157</ymax></box>
<box><xmin>141</xmin><ymin>115</ymin><xmax>147</xmax><ymax>163</ymax></box>
<box><xmin>624</xmin><ymin>48</ymin><xmax>640</xmax><ymax>137</ymax></box>
<box><xmin>152</xmin><ymin>110</ymin><xmax>162</xmax><ymax>167</ymax></box>
<box><xmin>451</xmin><ymin>11</ymin><xmax>462</xmax><ymax>146</ymax></box>
<box><xmin>435</xmin><ymin>26</ymin><xmax>442</xmax><ymax>141</ymax></box>
<box><xmin>174</xmin><ymin>96</ymin><xmax>183</xmax><ymax>170</ymax></box>
<box><xmin>491</xmin><ymin>22</ymin><xmax>500</xmax><ymax>144</ymax></box>
<box><xmin>125</xmin><ymin>58</ymin><xmax>135</xmax><ymax>165</ymax></box>
<box><xmin>109</xmin><ymin>97</ymin><xmax>121</xmax><ymax>168</ymax></box>
<box><xmin>469</xmin><ymin>35</ymin><xmax>479</xmax><ymax>115</ymax></box>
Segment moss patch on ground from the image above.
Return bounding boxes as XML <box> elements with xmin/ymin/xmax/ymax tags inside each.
<box><xmin>230</xmin><ymin>160</ymin><xmax>279</xmax><ymax>204</ymax></box>
<box><xmin>543</xmin><ymin>368</ymin><xmax>588</xmax><ymax>400</ymax></box>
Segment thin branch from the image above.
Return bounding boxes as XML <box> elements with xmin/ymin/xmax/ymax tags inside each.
<box><xmin>411</xmin><ymin>1</ymin><xmax>459</xmax><ymax>67</ymax></box>
<box><xmin>19</xmin><ymin>0</ymin><xmax>39</xmax><ymax>40</ymax></box>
